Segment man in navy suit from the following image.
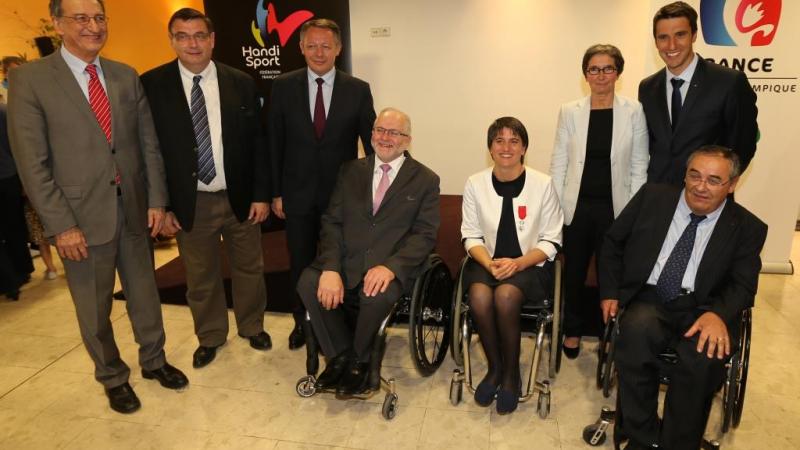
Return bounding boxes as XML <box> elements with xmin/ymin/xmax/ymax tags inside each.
<box><xmin>639</xmin><ymin>1</ymin><xmax>758</xmax><ymax>186</ymax></box>
<box><xmin>599</xmin><ymin>146</ymin><xmax>767</xmax><ymax>449</ymax></box>
<box><xmin>141</xmin><ymin>8</ymin><xmax>272</xmax><ymax>369</ymax></box>
<box><xmin>268</xmin><ymin>18</ymin><xmax>376</xmax><ymax>349</ymax></box>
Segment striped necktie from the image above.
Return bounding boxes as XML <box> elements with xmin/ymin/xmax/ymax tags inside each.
<box><xmin>85</xmin><ymin>64</ymin><xmax>111</xmax><ymax>143</ymax></box>
<box><xmin>191</xmin><ymin>75</ymin><xmax>216</xmax><ymax>184</ymax></box>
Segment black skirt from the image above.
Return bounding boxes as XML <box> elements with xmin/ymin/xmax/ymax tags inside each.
<box><xmin>461</xmin><ymin>258</ymin><xmax>552</xmax><ymax>306</ymax></box>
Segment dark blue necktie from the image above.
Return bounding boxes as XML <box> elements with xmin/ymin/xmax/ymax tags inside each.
<box><xmin>191</xmin><ymin>75</ymin><xmax>216</xmax><ymax>184</ymax></box>
<box><xmin>670</xmin><ymin>78</ymin><xmax>685</xmax><ymax>131</ymax></box>
<box><xmin>656</xmin><ymin>213</ymin><xmax>706</xmax><ymax>302</ymax></box>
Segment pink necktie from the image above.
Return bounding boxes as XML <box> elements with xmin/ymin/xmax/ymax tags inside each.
<box><xmin>373</xmin><ymin>163</ymin><xmax>391</xmax><ymax>214</ymax></box>
<box><xmin>86</xmin><ymin>64</ymin><xmax>112</xmax><ymax>143</ymax></box>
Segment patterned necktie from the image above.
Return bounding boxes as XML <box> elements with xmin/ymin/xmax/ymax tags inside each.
<box><xmin>191</xmin><ymin>75</ymin><xmax>216</xmax><ymax>184</ymax></box>
<box><xmin>670</xmin><ymin>78</ymin><xmax>685</xmax><ymax>131</ymax></box>
<box><xmin>372</xmin><ymin>163</ymin><xmax>392</xmax><ymax>214</ymax></box>
<box><xmin>313</xmin><ymin>77</ymin><xmax>326</xmax><ymax>139</ymax></box>
<box><xmin>656</xmin><ymin>213</ymin><xmax>707</xmax><ymax>302</ymax></box>
<box><xmin>85</xmin><ymin>64</ymin><xmax>111</xmax><ymax>143</ymax></box>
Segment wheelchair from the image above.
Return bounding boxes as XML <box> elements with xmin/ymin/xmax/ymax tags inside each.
<box><xmin>295</xmin><ymin>254</ymin><xmax>453</xmax><ymax>420</ymax></box>
<box><xmin>583</xmin><ymin>308</ymin><xmax>752</xmax><ymax>449</ymax></box>
<box><xmin>448</xmin><ymin>255</ymin><xmax>564</xmax><ymax>418</ymax></box>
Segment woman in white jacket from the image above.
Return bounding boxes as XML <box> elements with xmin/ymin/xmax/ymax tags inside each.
<box><xmin>549</xmin><ymin>44</ymin><xmax>648</xmax><ymax>359</ymax></box>
<box><xmin>461</xmin><ymin>117</ymin><xmax>563</xmax><ymax>414</ymax></box>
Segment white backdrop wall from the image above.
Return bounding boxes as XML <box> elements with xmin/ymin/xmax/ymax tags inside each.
<box><xmin>348</xmin><ymin>0</ymin><xmax>798</xmax><ymax>272</ymax></box>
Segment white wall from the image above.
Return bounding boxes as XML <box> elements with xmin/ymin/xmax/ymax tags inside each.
<box><xmin>348</xmin><ymin>0</ymin><xmax>800</xmax><ymax>272</ymax></box>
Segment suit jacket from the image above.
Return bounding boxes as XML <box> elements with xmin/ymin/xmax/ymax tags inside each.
<box><xmin>7</xmin><ymin>52</ymin><xmax>167</xmax><ymax>245</ymax></box>
<box><xmin>639</xmin><ymin>57</ymin><xmax>758</xmax><ymax>186</ymax></box>
<box><xmin>312</xmin><ymin>152</ymin><xmax>440</xmax><ymax>291</ymax></box>
<box><xmin>268</xmin><ymin>68</ymin><xmax>376</xmax><ymax>215</ymax></box>
<box><xmin>140</xmin><ymin>60</ymin><xmax>268</xmax><ymax>231</ymax></box>
<box><xmin>549</xmin><ymin>94</ymin><xmax>649</xmax><ymax>224</ymax></box>
<box><xmin>598</xmin><ymin>183</ymin><xmax>767</xmax><ymax>325</ymax></box>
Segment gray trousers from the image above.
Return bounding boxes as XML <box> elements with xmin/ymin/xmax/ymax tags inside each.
<box><xmin>62</xmin><ymin>201</ymin><xmax>166</xmax><ymax>389</ymax></box>
<box><xmin>176</xmin><ymin>191</ymin><xmax>266</xmax><ymax>347</ymax></box>
<box><xmin>297</xmin><ymin>267</ymin><xmax>402</xmax><ymax>361</ymax></box>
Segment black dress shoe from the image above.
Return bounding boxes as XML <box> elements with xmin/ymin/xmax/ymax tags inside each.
<box><xmin>474</xmin><ymin>379</ymin><xmax>499</xmax><ymax>407</ymax></box>
<box><xmin>315</xmin><ymin>351</ymin><xmax>352</xmax><ymax>390</ymax></box>
<box><xmin>241</xmin><ymin>331</ymin><xmax>272</xmax><ymax>350</ymax></box>
<box><xmin>142</xmin><ymin>362</ymin><xmax>189</xmax><ymax>389</ymax></box>
<box><xmin>563</xmin><ymin>338</ymin><xmax>581</xmax><ymax>360</ymax></box>
<box><xmin>495</xmin><ymin>387</ymin><xmax>520</xmax><ymax>415</ymax></box>
<box><xmin>336</xmin><ymin>361</ymin><xmax>371</xmax><ymax>396</ymax></box>
<box><xmin>105</xmin><ymin>382</ymin><xmax>141</xmax><ymax>414</ymax></box>
<box><xmin>288</xmin><ymin>323</ymin><xmax>305</xmax><ymax>350</ymax></box>
<box><xmin>192</xmin><ymin>345</ymin><xmax>220</xmax><ymax>368</ymax></box>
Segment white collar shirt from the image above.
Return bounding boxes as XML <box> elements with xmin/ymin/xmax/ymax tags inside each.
<box><xmin>307</xmin><ymin>67</ymin><xmax>335</xmax><ymax>119</ymax></box>
<box><xmin>665</xmin><ymin>53</ymin><xmax>699</xmax><ymax>123</ymax></box>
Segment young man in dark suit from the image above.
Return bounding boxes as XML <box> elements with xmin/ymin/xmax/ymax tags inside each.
<box><xmin>297</xmin><ymin>108</ymin><xmax>440</xmax><ymax>396</ymax></box>
<box><xmin>599</xmin><ymin>146</ymin><xmax>767</xmax><ymax>449</ymax></box>
<box><xmin>268</xmin><ymin>18</ymin><xmax>376</xmax><ymax>350</ymax></box>
<box><xmin>141</xmin><ymin>8</ymin><xmax>272</xmax><ymax>369</ymax></box>
<box><xmin>639</xmin><ymin>1</ymin><xmax>758</xmax><ymax>186</ymax></box>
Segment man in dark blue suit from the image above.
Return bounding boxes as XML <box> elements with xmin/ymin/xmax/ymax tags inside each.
<box><xmin>639</xmin><ymin>1</ymin><xmax>758</xmax><ymax>186</ymax></box>
<box><xmin>268</xmin><ymin>18</ymin><xmax>376</xmax><ymax>349</ymax></box>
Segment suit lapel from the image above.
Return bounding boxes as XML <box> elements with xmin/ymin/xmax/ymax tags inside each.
<box><xmin>576</xmin><ymin>97</ymin><xmax>590</xmax><ymax>162</ymax></box>
<box><xmin>49</xmin><ymin>54</ymin><xmax>100</xmax><ymax>138</ymax></box>
<box><xmin>295</xmin><ymin>70</ymin><xmax>314</xmax><ymax>134</ymax></box>
<box><xmin>216</xmin><ymin>63</ymin><xmax>234</xmax><ymax>170</ymax></box>
<box><xmin>99</xmin><ymin>59</ymin><xmax>118</xmax><ymax>148</ymax></box>
<box><xmin>695</xmin><ymin>201</ymin><xmax>737</xmax><ymax>294</ymax></box>
<box><xmin>676</xmin><ymin>56</ymin><xmax>705</xmax><ymax>134</ymax></box>
<box><xmin>642</xmin><ymin>188</ymin><xmax>682</xmax><ymax>273</ymax></box>
<box><xmin>324</xmin><ymin>70</ymin><xmax>348</xmax><ymax>142</ymax></box>
<box><xmin>610</xmin><ymin>96</ymin><xmax>624</xmax><ymax>160</ymax></box>
<box><xmin>650</xmin><ymin>71</ymin><xmax>673</xmax><ymax>138</ymax></box>
<box><xmin>376</xmin><ymin>152</ymin><xmax>418</xmax><ymax>218</ymax></box>
<box><xmin>362</xmin><ymin>154</ymin><xmax>376</xmax><ymax>217</ymax></box>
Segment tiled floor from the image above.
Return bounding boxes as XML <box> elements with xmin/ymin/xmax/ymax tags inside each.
<box><xmin>1</xmin><ymin>237</ymin><xmax>798</xmax><ymax>449</ymax></box>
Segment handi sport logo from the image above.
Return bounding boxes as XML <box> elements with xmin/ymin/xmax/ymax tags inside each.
<box><xmin>700</xmin><ymin>0</ymin><xmax>781</xmax><ymax>46</ymax></box>
<box><xmin>251</xmin><ymin>1</ymin><xmax>313</xmax><ymax>48</ymax></box>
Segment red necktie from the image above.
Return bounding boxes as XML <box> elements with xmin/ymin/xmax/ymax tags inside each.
<box><xmin>86</xmin><ymin>64</ymin><xmax>112</xmax><ymax>144</ymax></box>
<box><xmin>313</xmin><ymin>77</ymin><xmax>326</xmax><ymax>139</ymax></box>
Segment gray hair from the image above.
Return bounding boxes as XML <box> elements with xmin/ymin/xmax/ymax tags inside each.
<box><xmin>687</xmin><ymin>145</ymin><xmax>741</xmax><ymax>179</ymax></box>
<box><xmin>376</xmin><ymin>107</ymin><xmax>412</xmax><ymax>135</ymax></box>
<box><xmin>50</xmin><ymin>0</ymin><xmax>106</xmax><ymax>17</ymax></box>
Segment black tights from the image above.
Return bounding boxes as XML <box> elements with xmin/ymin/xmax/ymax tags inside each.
<box><xmin>468</xmin><ymin>282</ymin><xmax>523</xmax><ymax>391</ymax></box>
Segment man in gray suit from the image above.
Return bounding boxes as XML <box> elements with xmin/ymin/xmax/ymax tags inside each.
<box><xmin>297</xmin><ymin>108</ymin><xmax>440</xmax><ymax>396</ymax></box>
<box><xmin>7</xmin><ymin>0</ymin><xmax>187</xmax><ymax>414</ymax></box>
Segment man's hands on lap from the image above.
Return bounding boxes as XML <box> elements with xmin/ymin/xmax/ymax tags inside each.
<box><xmin>318</xmin><ymin>270</ymin><xmax>344</xmax><ymax>310</ymax></box>
<box><xmin>363</xmin><ymin>265</ymin><xmax>395</xmax><ymax>297</ymax></box>
<box><xmin>684</xmin><ymin>311</ymin><xmax>730</xmax><ymax>359</ymax></box>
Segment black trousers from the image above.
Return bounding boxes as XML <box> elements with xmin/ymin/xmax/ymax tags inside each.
<box><xmin>0</xmin><ymin>175</ymin><xmax>33</xmax><ymax>293</ymax></box>
<box><xmin>285</xmin><ymin>211</ymin><xmax>322</xmax><ymax>323</ymax></box>
<box><xmin>297</xmin><ymin>266</ymin><xmax>402</xmax><ymax>362</ymax></box>
<box><xmin>563</xmin><ymin>198</ymin><xmax>613</xmax><ymax>337</ymax></box>
<box><xmin>614</xmin><ymin>289</ymin><xmax>729</xmax><ymax>450</ymax></box>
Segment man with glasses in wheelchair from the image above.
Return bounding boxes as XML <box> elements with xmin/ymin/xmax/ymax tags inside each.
<box><xmin>297</xmin><ymin>108</ymin><xmax>440</xmax><ymax>397</ymax></box>
<box><xmin>598</xmin><ymin>145</ymin><xmax>766</xmax><ymax>449</ymax></box>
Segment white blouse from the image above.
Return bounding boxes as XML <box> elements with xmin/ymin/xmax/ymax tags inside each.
<box><xmin>461</xmin><ymin>167</ymin><xmax>564</xmax><ymax>265</ymax></box>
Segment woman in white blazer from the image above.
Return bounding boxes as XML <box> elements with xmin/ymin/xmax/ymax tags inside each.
<box><xmin>461</xmin><ymin>117</ymin><xmax>563</xmax><ymax>414</ymax></box>
<box><xmin>549</xmin><ymin>45</ymin><xmax>648</xmax><ymax>359</ymax></box>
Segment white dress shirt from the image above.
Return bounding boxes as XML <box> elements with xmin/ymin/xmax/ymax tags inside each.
<box><xmin>307</xmin><ymin>67</ymin><xmax>335</xmax><ymax>119</ymax></box>
<box><xmin>60</xmin><ymin>46</ymin><xmax>107</xmax><ymax>101</ymax></box>
<box><xmin>372</xmin><ymin>154</ymin><xmax>406</xmax><ymax>200</ymax></box>
<box><xmin>646</xmin><ymin>190</ymin><xmax>725</xmax><ymax>291</ymax></box>
<box><xmin>665</xmin><ymin>53</ymin><xmax>699</xmax><ymax>123</ymax></box>
<box><xmin>178</xmin><ymin>61</ymin><xmax>226</xmax><ymax>192</ymax></box>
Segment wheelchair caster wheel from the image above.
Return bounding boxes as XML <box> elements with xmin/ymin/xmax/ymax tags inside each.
<box><xmin>296</xmin><ymin>376</ymin><xmax>316</xmax><ymax>398</ymax></box>
<box><xmin>537</xmin><ymin>392</ymin><xmax>550</xmax><ymax>419</ymax></box>
<box><xmin>582</xmin><ymin>424</ymin><xmax>606</xmax><ymax>446</ymax></box>
<box><xmin>382</xmin><ymin>393</ymin><xmax>399</xmax><ymax>420</ymax></box>
<box><xmin>449</xmin><ymin>379</ymin><xmax>463</xmax><ymax>406</ymax></box>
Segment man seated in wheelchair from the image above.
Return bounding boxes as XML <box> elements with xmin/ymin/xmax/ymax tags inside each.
<box><xmin>598</xmin><ymin>146</ymin><xmax>767</xmax><ymax>449</ymax></box>
<box><xmin>460</xmin><ymin>117</ymin><xmax>564</xmax><ymax>414</ymax></box>
<box><xmin>297</xmin><ymin>108</ymin><xmax>440</xmax><ymax>396</ymax></box>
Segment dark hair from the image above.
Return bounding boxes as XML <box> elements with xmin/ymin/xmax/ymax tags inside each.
<box><xmin>300</xmin><ymin>19</ymin><xmax>341</xmax><ymax>45</ymax></box>
<box><xmin>582</xmin><ymin>44</ymin><xmax>625</xmax><ymax>76</ymax></box>
<box><xmin>487</xmin><ymin>117</ymin><xmax>529</xmax><ymax>149</ymax></box>
<box><xmin>653</xmin><ymin>1</ymin><xmax>698</xmax><ymax>37</ymax></box>
<box><xmin>2</xmin><ymin>56</ymin><xmax>25</xmax><ymax>73</ymax></box>
<box><xmin>50</xmin><ymin>0</ymin><xmax>105</xmax><ymax>17</ymax></box>
<box><xmin>687</xmin><ymin>145</ymin><xmax>741</xmax><ymax>179</ymax></box>
<box><xmin>168</xmin><ymin>8</ymin><xmax>214</xmax><ymax>34</ymax></box>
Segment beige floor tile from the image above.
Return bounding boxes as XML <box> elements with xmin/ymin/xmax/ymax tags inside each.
<box><xmin>418</xmin><ymin>408</ymin><xmax>491</xmax><ymax>450</ymax></box>
<box><xmin>490</xmin><ymin>412</ymin><xmax>560</xmax><ymax>450</ymax></box>
<box><xmin>0</xmin><ymin>365</ymin><xmax>38</xmax><ymax>397</ymax></box>
<box><xmin>203</xmin><ymin>433</ymin><xmax>278</xmax><ymax>450</ymax></box>
<box><xmin>0</xmin><ymin>409</ymin><xmax>93</xmax><ymax>450</ymax></box>
<box><xmin>0</xmin><ymin>331</ymin><xmax>81</xmax><ymax>370</ymax></box>
<box><xmin>61</xmin><ymin>419</ymin><xmax>211</xmax><ymax>450</ymax></box>
<box><xmin>275</xmin><ymin>397</ymin><xmax>365</xmax><ymax>446</ymax></box>
<box><xmin>347</xmin><ymin>404</ymin><xmax>426</xmax><ymax>449</ymax></box>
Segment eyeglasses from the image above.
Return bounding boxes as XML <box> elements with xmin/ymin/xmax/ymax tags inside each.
<box><xmin>303</xmin><ymin>43</ymin><xmax>336</xmax><ymax>52</ymax></box>
<box><xmin>60</xmin><ymin>14</ymin><xmax>108</xmax><ymax>26</ymax></box>
<box><xmin>171</xmin><ymin>32</ymin><xmax>212</xmax><ymax>43</ymax></box>
<box><xmin>372</xmin><ymin>127</ymin><xmax>409</xmax><ymax>138</ymax></box>
<box><xmin>585</xmin><ymin>65</ymin><xmax>617</xmax><ymax>75</ymax></box>
<box><xmin>685</xmin><ymin>172</ymin><xmax>730</xmax><ymax>187</ymax></box>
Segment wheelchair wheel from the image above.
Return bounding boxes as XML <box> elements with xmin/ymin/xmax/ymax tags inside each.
<box><xmin>537</xmin><ymin>391</ymin><xmax>551</xmax><ymax>419</ymax></box>
<box><xmin>601</xmin><ymin>341</ymin><xmax>616</xmax><ymax>398</ymax></box>
<box><xmin>296</xmin><ymin>376</ymin><xmax>316</xmax><ymax>398</ymax></box>
<box><xmin>548</xmin><ymin>259</ymin><xmax>564</xmax><ymax>379</ymax></box>
<box><xmin>408</xmin><ymin>257</ymin><xmax>453</xmax><ymax>376</ymax></box>
<box><xmin>450</xmin><ymin>260</ymin><xmax>468</xmax><ymax>366</ymax></box>
<box><xmin>449</xmin><ymin>375</ymin><xmax>463</xmax><ymax>406</ymax></box>
<box><xmin>382</xmin><ymin>392</ymin><xmax>399</xmax><ymax>420</ymax></box>
<box><xmin>596</xmin><ymin>317</ymin><xmax>615</xmax><ymax>390</ymax></box>
<box><xmin>732</xmin><ymin>309</ymin><xmax>752</xmax><ymax>428</ymax></box>
<box><xmin>582</xmin><ymin>424</ymin><xmax>606</xmax><ymax>446</ymax></box>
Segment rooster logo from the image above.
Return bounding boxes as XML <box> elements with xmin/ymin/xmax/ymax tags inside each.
<box><xmin>251</xmin><ymin>1</ymin><xmax>314</xmax><ymax>47</ymax></box>
<box><xmin>700</xmin><ymin>0</ymin><xmax>781</xmax><ymax>46</ymax></box>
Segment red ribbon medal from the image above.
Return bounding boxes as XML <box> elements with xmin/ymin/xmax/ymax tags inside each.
<box><xmin>518</xmin><ymin>205</ymin><xmax>527</xmax><ymax>220</ymax></box>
